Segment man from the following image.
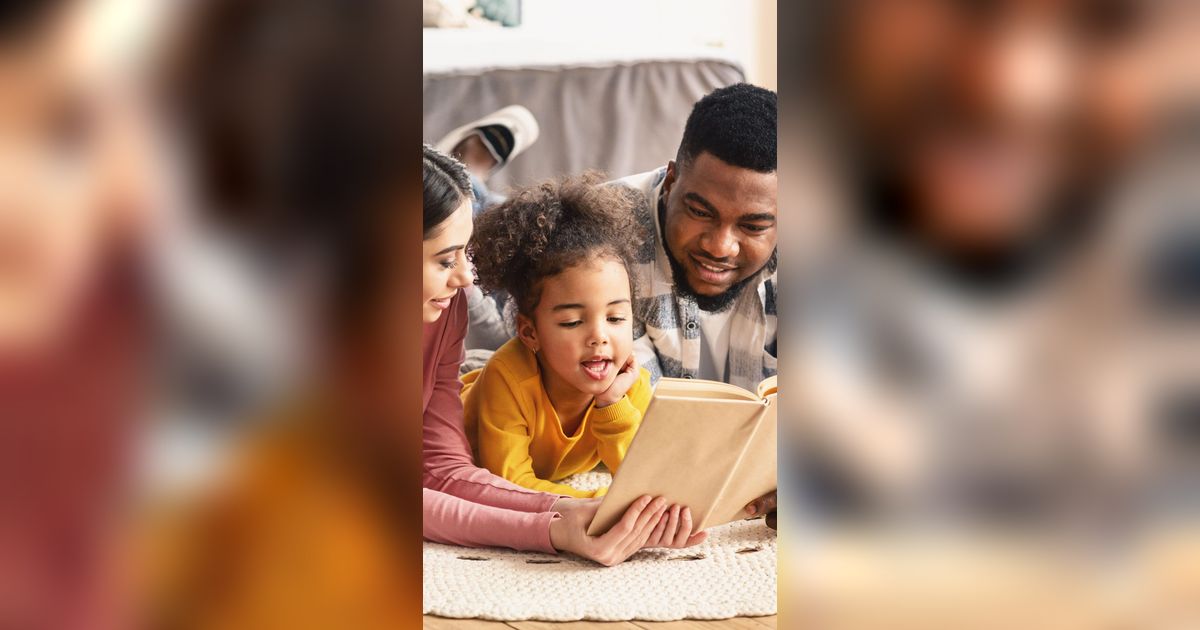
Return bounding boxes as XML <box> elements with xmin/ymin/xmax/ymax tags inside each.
<box><xmin>794</xmin><ymin>0</ymin><xmax>1172</xmax><ymax>518</ymax></box>
<box><xmin>615</xmin><ymin>83</ymin><xmax>778</xmax><ymax>393</ymax></box>
<box><xmin>831</xmin><ymin>0</ymin><xmax>1160</xmax><ymax>291</ymax></box>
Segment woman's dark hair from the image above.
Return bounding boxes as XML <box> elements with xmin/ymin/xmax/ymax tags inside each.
<box><xmin>423</xmin><ymin>144</ymin><xmax>473</xmax><ymax>239</ymax></box>
<box><xmin>469</xmin><ymin>173</ymin><xmax>644</xmax><ymax>316</ymax></box>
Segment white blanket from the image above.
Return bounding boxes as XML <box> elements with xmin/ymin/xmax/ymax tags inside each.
<box><xmin>422</xmin><ymin>471</ymin><xmax>777</xmax><ymax>621</ymax></box>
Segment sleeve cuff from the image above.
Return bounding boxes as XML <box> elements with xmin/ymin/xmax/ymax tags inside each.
<box><xmin>538</xmin><ymin>512</ymin><xmax>561</xmax><ymax>554</ymax></box>
<box><xmin>589</xmin><ymin>396</ymin><xmax>639</xmax><ymax>425</ymax></box>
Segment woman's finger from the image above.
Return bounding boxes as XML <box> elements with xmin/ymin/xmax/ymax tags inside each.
<box><xmin>672</xmin><ymin>507</ymin><xmax>693</xmax><ymax>547</ymax></box>
<box><xmin>610</xmin><ymin>497</ymin><xmax>664</xmax><ymax>546</ymax></box>
<box><xmin>619</xmin><ymin>502</ymin><xmax>667</xmax><ymax>559</ymax></box>
<box><xmin>684</xmin><ymin>530</ymin><xmax>708</xmax><ymax>547</ymax></box>
<box><xmin>647</xmin><ymin>512</ymin><xmax>668</xmax><ymax>548</ymax></box>
<box><xmin>634</xmin><ymin>500</ymin><xmax>667</xmax><ymax>540</ymax></box>
<box><xmin>589</xmin><ymin>496</ymin><xmax>657</xmax><ymax>566</ymax></box>
<box><xmin>603</xmin><ymin>495</ymin><xmax>653</xmax><ymax>540</ymax></box>
<box><xmin>632</xmin><ymin>501</ymin><xmax>668</xmax><ymax>546</ymax></box>
<box><xmin>662</xmin><ymin>505</ymin><xmax>680</xmax><ymax>544</ymax></box>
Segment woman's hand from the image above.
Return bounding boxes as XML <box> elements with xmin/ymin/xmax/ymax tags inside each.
<box><xmin>548</xmin><ymin>495</ymin><xmax>667</xmax><ymax>566</ymax></box>
<box><xmin>643</xmin><ymin>504</ymin><xmax>708</xmax><ymax>548</ymax></box>
<box><xmin>594</xmin><ymin>355</ymin><xmax>640</xmax><ymax>408</ymax></box>
<box><xmin>553</xmin><ymin>497</ymin><xmax>707</xmax><ymax>550</ymax></box>
<box><xmin>550</xmin><ymin>496</ymin><xmax>598</xmax><ymax>516</ymax></box>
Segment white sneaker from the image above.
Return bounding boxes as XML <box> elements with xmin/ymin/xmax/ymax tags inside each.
<box><xmin>434</xmin><ymin>104</ymin><xmax>540</xmax><ymax>175</ymax></box>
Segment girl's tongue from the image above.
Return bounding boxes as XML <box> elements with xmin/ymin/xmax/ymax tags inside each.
<box><xmin>581</xmin><ymin>358</ymin><xmax>611</xmax><ymax>381</ymax></box>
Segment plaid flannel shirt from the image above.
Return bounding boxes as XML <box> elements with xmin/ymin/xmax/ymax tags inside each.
<box><xmin>612</xmin><ymin>168</ymin><xmax>778</xmax><ymax>392</ymax></box>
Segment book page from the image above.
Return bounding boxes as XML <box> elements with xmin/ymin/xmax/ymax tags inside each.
<box><xmin>757</xmin><ymin>375</ymin><xmax>778</xmax><ymax>399</ymax></box>
<box><xmin>653</xmin><ymin>377</ymin><xmax>760</xmax><ymax>402</ymax></box>
<box><xmin>704</xmin><ymin>397</ymin><xmax>777</xmax><ymax>528</ymax></box>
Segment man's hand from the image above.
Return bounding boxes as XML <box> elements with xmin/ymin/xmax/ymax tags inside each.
<box><xmin>594</xmin><ymin>355</ymin><xmax>640</xmax><ymax>408</ymax></box>
<box><xmin>745</xmin><ymin>490</ymin><xmax>777</xmax><ymax>530</ymax></box>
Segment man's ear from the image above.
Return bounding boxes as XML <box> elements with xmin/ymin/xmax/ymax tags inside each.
<box><xmin>516</xmin><ymin>313</ymin><xmax>539</xmax><ymax>354</ymax></box>
<box><xmin>663</xmin><ymin>160</ymin><xmax>677</xmax><ymax>198</ymax></box>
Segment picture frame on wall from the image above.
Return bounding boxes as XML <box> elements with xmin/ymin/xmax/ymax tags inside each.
<box><xmin>474</xmin><ymin>0</ymin><xmax>520</xmax><ymax>27</ymax></box>
<box><xmin>424</xmin><ymin>0</ymin><xmax>521</xmax><ymax>28</ymax></box>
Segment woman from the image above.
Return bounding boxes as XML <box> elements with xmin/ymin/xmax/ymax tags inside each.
<box><xmin>422</xmin><ymin>146</ymin><xmax>704</xmax><ymax>562</ymax></box>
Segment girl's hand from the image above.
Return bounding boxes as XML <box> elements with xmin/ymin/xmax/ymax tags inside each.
<box><xmin>548</xmin><ymin>495</ymin><xmax>667</xmax><ymax>566</ymax></box>
<box><xmin>595</xmin><ymin>355</ymin><xmax>639</xmax><ymax>408</ymax></box>
<box><xmin>643</xmin><ymin>504</ymin><xmax>708</xmax><ymax>549</ymax></box>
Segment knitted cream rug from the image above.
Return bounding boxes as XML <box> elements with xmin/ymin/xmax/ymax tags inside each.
<box><xmin>423</xmin><ymin>471</ymin><xmax>777</xmax><ymax>621</ymax></box>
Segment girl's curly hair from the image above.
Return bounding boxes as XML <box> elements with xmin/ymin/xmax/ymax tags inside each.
<box><xmin>469</xmin><ymin>172</ymin><xmax>645</xmax><ymax>316</ymax></box>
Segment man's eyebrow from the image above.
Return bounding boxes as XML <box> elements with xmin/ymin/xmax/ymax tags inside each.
<box><xmin>683</xmin><ymin>192</ymin><xmax>720</xmax><ymax>214</ymax></box>
<box><xmin>685</xmin><ymin>193</ymin><xmax>776</xmax><ymax>224</ymax></box>
<box><xmin>435</xmin><ymin>244</ymin><xmax>465</xmax><ymax>256</ymax></box>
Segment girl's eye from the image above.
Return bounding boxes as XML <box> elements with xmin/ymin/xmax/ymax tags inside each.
<box><xmin>558</xmin><ymin>321</ymin><xmax>583</xmax><ymax>329</ymax></box>
<box><xmin>607</xmin><ymin>316</ymin><xmax>628</xmax><ymax>323</ymax></box>
<box><xmin>439</xmin><ymin>259</ymin><xmax>457</xmax><ymax>270</ymax></box>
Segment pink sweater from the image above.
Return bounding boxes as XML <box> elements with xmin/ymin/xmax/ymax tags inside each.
<box><xmin>422</xmin><ymin>289</ymin><xmax>559</xmax><ymax>552</ymax></box>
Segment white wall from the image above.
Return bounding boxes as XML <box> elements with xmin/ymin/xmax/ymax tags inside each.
<box><xmin>516</xmin><ymin>0</ymin><xmax>776</xmax><ymax>89</ymax></box>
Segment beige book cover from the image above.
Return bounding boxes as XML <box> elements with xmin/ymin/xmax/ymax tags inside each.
<box><xmin>586</xmin><ymin>375</ymin><xmax>778</xmax><ymax>536</ymax></box>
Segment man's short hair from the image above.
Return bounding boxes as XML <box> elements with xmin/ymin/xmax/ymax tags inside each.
<box><xmin>676</xmin><ymin>83</ymin><xmax>777</xmax><ymax>173</ymax></box>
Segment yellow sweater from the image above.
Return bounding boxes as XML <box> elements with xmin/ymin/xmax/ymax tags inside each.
<box><xmin>461</xmin><ymin>338</ymin><xmax>651</xmax><ymax>498</ymax></box>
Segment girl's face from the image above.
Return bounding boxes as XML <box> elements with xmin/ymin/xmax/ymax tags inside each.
<box><xmin>517</xmin><ymin>257</ymin><xmax>634</xmax><ymax>398</ymax></box>
<box><xmin>421</xmin><ymin>199</ymin><xmax>474</xmax><ymax>323</ymax></box>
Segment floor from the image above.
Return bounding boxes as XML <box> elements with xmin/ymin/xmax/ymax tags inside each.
<box><xmin>423</xmin><ymin>615</ymin><xmax>778</xmax><ymax>629</ymax></box>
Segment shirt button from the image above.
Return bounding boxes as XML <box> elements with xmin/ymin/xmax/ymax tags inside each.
<box><xmin>685</xmin><ymin>321</ymin><xmax>697</xmax><ymax>331</ymax></box>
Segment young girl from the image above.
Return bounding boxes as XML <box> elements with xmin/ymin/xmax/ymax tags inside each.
<box><xmin>463</xmin><ymin>175</ymin><xmax>651</xmax><ymax>497</ymax></box>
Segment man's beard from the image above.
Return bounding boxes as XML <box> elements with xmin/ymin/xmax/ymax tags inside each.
<box><xmin>663</xmin><ymin>243</ymin><xmax>756</xmax><ymax>313</ymax></box>
<box><xmin>857</xmin><ymin>163</ymin><xmax>1098</xmax><ymax>298</ymax></box>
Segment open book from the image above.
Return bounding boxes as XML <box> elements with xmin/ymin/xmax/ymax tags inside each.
<box><xmin>586</xmin><ymin>375</ymin><xmax>777</xmax><ymax>535</ymax></box>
